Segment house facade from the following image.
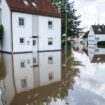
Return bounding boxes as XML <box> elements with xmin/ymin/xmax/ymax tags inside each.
<box><xmin>0</xmin><ymin>0</ymin><xmax>61</xmax><ymax>53</ymax></box>
<box><xmin>88</xmin><ymin>25</ymin><xmax>105</xmax><ymax>45</ymax></box>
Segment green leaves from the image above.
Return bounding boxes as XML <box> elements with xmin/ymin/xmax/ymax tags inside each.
<box><xmin>0</xmin><ymin>24</ymin><xmax>4</xmax><ymax>40</ymax></box>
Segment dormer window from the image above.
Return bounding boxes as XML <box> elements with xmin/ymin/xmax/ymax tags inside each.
<box><xmin>32</xmin><ymin>2</ymin><xmax>37</xmax><ymax>7</ymax></box>
<box><xmin>23</xmin><ymin>0</ymin><xmax>29</xmax><ymax>5</ymax></box>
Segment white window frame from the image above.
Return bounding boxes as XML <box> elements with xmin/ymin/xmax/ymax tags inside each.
<box><xmin>18</xmin><ymin>17</ymin><xmax>25</xmax><ymax>26</ymax></box>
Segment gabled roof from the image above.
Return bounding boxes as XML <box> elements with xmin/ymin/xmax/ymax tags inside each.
<box><xmin>91</xmin><ymin>55</ymin><xmax>105</xmax><ymax>63</ymax></box>
<box><xmin>92</xmin><ymin>25</ymin><xmax>105</xmax><ymax>34</ymax></box>
<box><xmin>6</xmin><ymin>0</ymin><xmax>61</xmax><ymax>18</ymax></box>
<box><xmin>83</xmin><ymin>31</ymin><xmax>89</xmax><ymax>38</ymax></box>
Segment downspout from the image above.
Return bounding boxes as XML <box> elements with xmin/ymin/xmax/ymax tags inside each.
<box><xmin>11</xmin><ymin>11</ymin><xmax>17</xmax><ymax>94</ymax></box>
<box><xmin>10</xmin><ymin>11</ymin><xmax>13</xmax><ymax>54</ymax></box>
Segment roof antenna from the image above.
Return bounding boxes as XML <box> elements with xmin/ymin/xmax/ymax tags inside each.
<box><xmin>98</xmin><ymin>16</ymin><xmax>100</xmax><ymax>25</ymax></box>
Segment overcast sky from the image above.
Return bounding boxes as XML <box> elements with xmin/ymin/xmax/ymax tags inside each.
<box><xmin>70</xmin><ymin>0</ymin><xmax>105</xmax><ymax>31</ymax></box>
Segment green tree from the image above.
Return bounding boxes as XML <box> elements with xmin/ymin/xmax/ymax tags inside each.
<box><xmin>51</xmin><ymin>0</ymin><xmax>82</xmax><ymax>46</ymax></box>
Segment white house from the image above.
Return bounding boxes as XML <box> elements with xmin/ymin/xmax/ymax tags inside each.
<box><xmin>88</xmin><ymin>25</ymin><xmax>105</xmax><ymax>45</ymax></box>
<box><xmin>0</xmin><ymin>0</ymin><xmax>61</xmax><ymax>54</ymax></box>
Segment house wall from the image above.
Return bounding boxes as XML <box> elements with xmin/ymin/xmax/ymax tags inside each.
<box><xmin>38</xmin><ymin>16</ymin><xmax>61</xmax><ymax>51</ymax></box>
<box><xmin>1</xmin><ymin>0</ymin><xmax>12</xmax><ymax>52</ymax></box>
<box><xmin>12</xmin><ymin>12</ymin><xmax>33</xmax><ymax>53</ymax></box>
<box><xmin>12</xmin><ymin>12</ymin><xmax>61</xmax><ymax>52</ymax></box>
<box><xmin>94</xmin><ymin>35</ymin><xmax>105</xmax><ymax>45</ymax></box>
<box><xmin>88</xmin><ymin>27</ymin><xmax>95</xmax><ymax>45</ymax></box>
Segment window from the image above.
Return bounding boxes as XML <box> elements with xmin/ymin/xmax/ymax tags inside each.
<box><xmin>48</xmin><ymin>56</ymin><xmax>53</xmax><ymax>64</ymax></box>
<box><xmin>33</xmin><ymin>58</ymin><xmax>36</xmax><ymax>63</ymax></box>
<box><xmin>21</xmin><ymin>79</ymin><xmax>27</xmax><ymax>88</ymax></box>
<box><xmin>33</xmin><ymin>40</ymin><xmax>36</xmax><ymax>46</ymax></box>
<box><xmin>27</xmin><ymin>59</ymin><xmax>30</xmax><ymax>64</ymax></box>
<box><xmin>32</xmin><ymin>2</ymin><xmax>36</xmax><ymax>7</ymax></box>
<box><xmin>20</xmin><ymin>61</ymin><xmax>25</xmax><ymax>68</ymax></box>
<box><xmin>20</xmin><ymin>38</ymin><xmax>24</xmax><ymax>44</ymax></box>
<box><xmin>49</xmin><ymin>72</ymin><xmax>54</xmax><ymax>80</ymax></box>
<box><xmin>95</xmin><ymin>37</ymin><xmax>99</xmax><ymax>40</ymax></box>
<box><xmin>19</xmin><ymin>17</ymin><xmax>24</xmax><ymax>26</ymax></box>
<box><xmin>48</xmin><ymin>38</ymin><xmax>53</xmax><ymax>45</ymax></box>
<box><xmin>0</xmin><ymin>0</ymin><xmax>1</xmax><ymax>4</ymax></box>
<box><xmin>23</xmin><ymin>0</ymin><xmax>29</xmax><ymax>5</ymax></box>
<box><xmin>48</xmin><ymin>21</ymin><xmax>53</xmax><ymax>28</ymax></box>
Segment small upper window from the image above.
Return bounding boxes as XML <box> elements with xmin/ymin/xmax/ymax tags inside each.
<box><xmin>23</xmin><ymin>0</ymin><xmax>29</xmax><ymax>5</ymax></box>
<box><xmin>19</xmin><ymin>17</ymin><xmax>24</xmax><ymax>26</ymax></box>
<box><xmin>20</xmin><ymin>38</ymin><xmax>24</xmax><ymax>44</ymax></box>
<box><xmin>48</xmin><ymin>21</ymin><xmax>53</xmax><ymax>29</ymax></box>
<box><xmin>32</xmin><ymin>2</ymin><xmax>37</xmax><ymax>7</ymax></box>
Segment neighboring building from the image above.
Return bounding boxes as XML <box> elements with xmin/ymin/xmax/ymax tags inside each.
<box><xmin>0</xmin><ymin>0</ymin><xmax>61</xmax><ymax>53</ymax></box>
<box><xmin>88</xmin><ymin>25</ymin><xmax>105</xmax><ymax>45</ymax></box>
<box><xmin>83</xmin><ymin>31</ymin><xmax>89</xmax><ymax>49</ymax></box>
<box><xmin>88</xmin><ymin>44</ymin><xmax>105</xmax><ymax>63</ymax></box>
<box><xmin>71</xmin><ymin>33</ymin><xmax>84</xmax><ymax>50</ymax></box>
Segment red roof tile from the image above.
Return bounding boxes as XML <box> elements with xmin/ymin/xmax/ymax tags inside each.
<box><xmin>6</xmin><ymin>0</ymin><xmax>61</xmax><ymax>18</ymax></box>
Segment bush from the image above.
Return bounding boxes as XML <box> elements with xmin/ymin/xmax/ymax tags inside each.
<box><xmin>0</xmin><ymin>24</ymin><xmax>4</xmax><ymax>40</ymax></box>
<box><xmin>97</xmin><ymin>41</ymin><xmax>105</xmax><ymax>48</ymax></box>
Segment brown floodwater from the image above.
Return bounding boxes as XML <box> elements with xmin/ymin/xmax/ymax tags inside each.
<box><xmin>0</xmin><ymin>48</ymin><xmax>105</xmax><ymax>105</ymax></box>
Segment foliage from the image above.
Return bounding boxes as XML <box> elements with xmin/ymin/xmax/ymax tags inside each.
<box><xmin>0</xmin><ymin>57</ymin><xmax>6</xmax><ymax>80</ymax></box>
<box><xmin>51</xmin><ymin>0</ymin><xmax>82</xmax><ymax>47</ymax></box>
<box><xmin>97</xmin><ymin>41</ymin><xmax>105</xmax><ymax>48</ymax></box>
<box><xmin>0</xmin><ymin>24</ymin><xmax>4</xmax><ymax>40</ymax></box>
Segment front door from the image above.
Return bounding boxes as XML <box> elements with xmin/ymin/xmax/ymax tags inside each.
<box><xmin>33</xmin><ymin>38</ymin><xmax>37</xmax><ymax>52</ymax></box>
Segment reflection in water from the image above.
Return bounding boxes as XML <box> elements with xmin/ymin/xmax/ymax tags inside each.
<box><xmin>0</xmin><ymin>51</ymin><xmax>79</xmax><ymax>105</ymax></box>
<box><xmin>88</xmin><ymin>44</ymin><xmax>105</xmax><ymax>63</ymax></box>
<box><xmin>72</xmin><ymin>47</ymin><xmax>105</xmax><ymax>105</ymax></box>
<box><xmin>1</xmin><ymin>47</ymin><xmax>105</xmax><ymax>105</ymax></box>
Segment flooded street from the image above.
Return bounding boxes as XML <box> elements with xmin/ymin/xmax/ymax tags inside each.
<box><xmin>0</xmin><ymin>45</ymin><xmax>105</xmax><ymax>105</ymax></box>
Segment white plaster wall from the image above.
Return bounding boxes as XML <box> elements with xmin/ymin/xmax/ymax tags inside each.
<box><xmin>94</xmin><ymin>35</ymin><xmax>105</xmax><ymax>45</ymax></box>
<box><xmin>38</xmin><ymin>16</ymin><xmax>61</xmax><ymax>51</ymax></box>
<box><xmin>39</xmin><ymin>51</ymin><xmax>61</xmax><ymax>86</ymax></box>
<box><xmin>1</xmin><ymin>0</ymin><xmax>12</xmax><ymax>52</ymax></box>
<box><xmin>88</xmin><ymin>27</ymin><xmax>95</xmax><ymax>45</ymax></box>
<box><xmin>32</xmin><ymin>15</ymin><xmax>39</xmax><ymax>36</ymax></box>
<box><xmin>13</xmin><ymin>53</ymin><xmax>34</xmax><ymax>93</ymax></box>
<box><xmin>12</xmin><ymin>12</ymin><xmax>33</xmax><ymax>52</ymax></box>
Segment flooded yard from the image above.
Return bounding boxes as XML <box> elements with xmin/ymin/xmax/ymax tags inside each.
<box><xmin>0</xmin><ymin>46</ymin><xmax>105</xmax><ymax>105</ymax></box>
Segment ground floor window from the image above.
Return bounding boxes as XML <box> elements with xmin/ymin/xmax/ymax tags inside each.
<box><xmin>48</xmin><ymin>38</ymin><xmax>53</xmax><ymax>45</ymax></box>
<box><xmin>20</xmin><ymin>38</ymin><xmax>24</xmax><ymax>44</ymax></box>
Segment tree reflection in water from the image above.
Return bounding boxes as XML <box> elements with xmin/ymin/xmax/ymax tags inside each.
<box><xmin>0</xmin><ymin>54</ymin><xmax>6</xmax><ymax>80</ymax></box>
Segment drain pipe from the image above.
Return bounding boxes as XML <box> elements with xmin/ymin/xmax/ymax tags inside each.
<box><xmin>0</xmin><ymin>87</ymin><xmax>4</xmax><ymax>105</ymax></box>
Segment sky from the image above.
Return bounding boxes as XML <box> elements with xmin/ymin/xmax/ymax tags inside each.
<box><xmin>70</xmin><ymin>0</ymin><xmax>105</xmax><ymax>31</ymax></box>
